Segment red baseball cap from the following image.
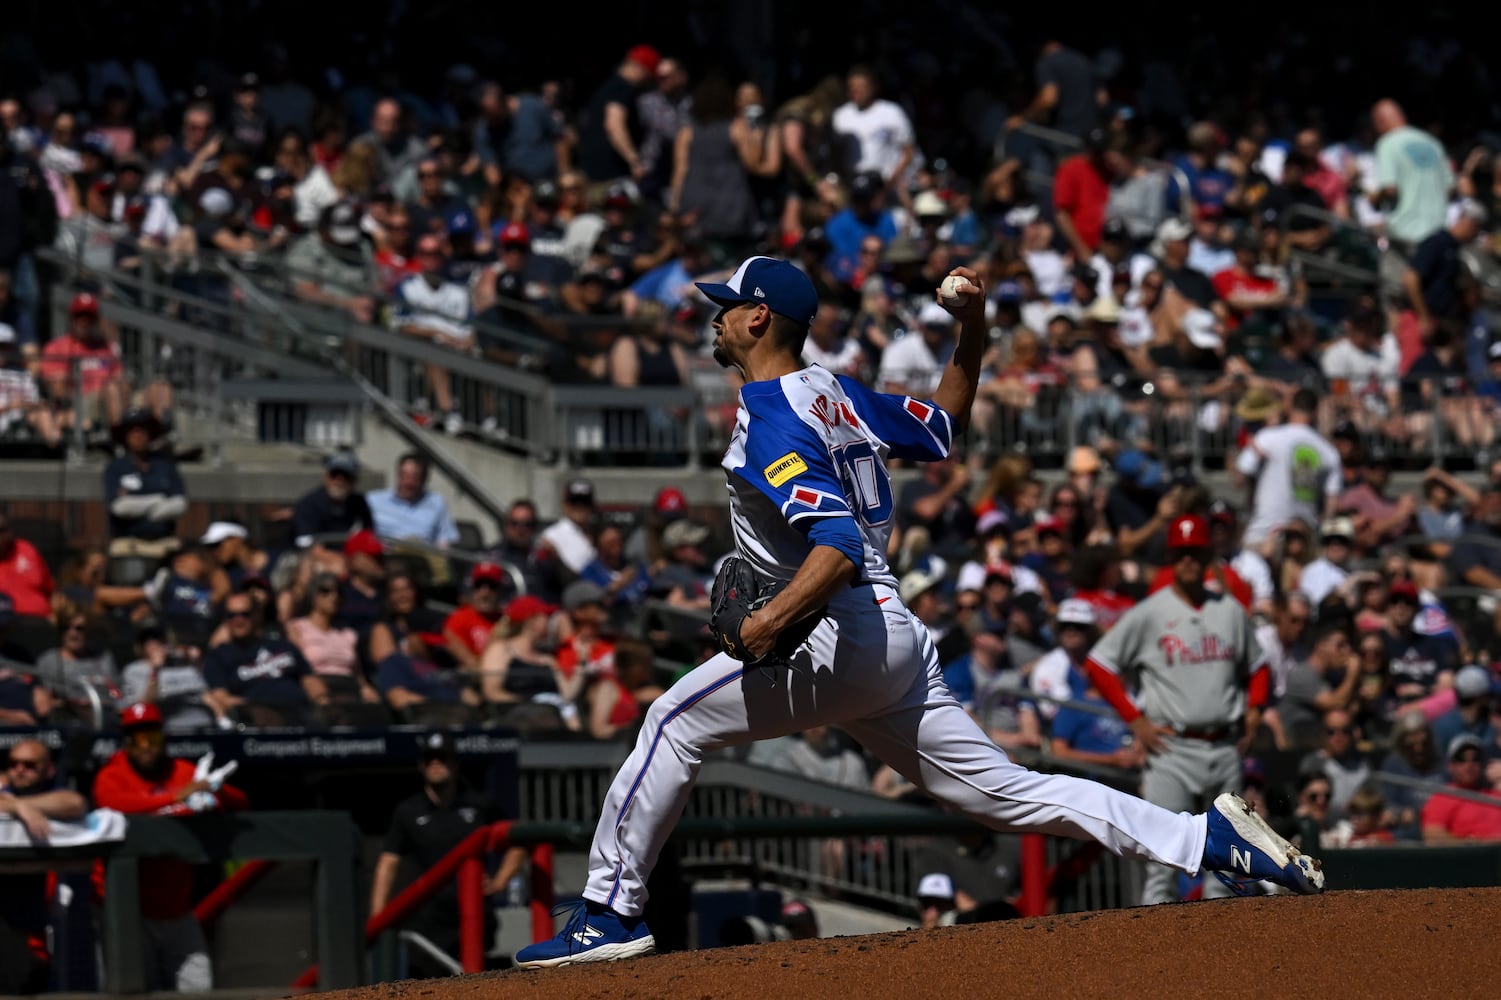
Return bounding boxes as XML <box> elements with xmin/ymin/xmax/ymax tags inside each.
<box><xmin>1389</xmin><ymin>579</ymin><xmax>1420</xmax><ymax>602</ymax></box>
<box><xmin>504</xmin><ymin>594</ymin><xmax>557</xmax><ymax>624</ymax></box>
<box><xmin>496</xmin><ymin>221</ymin><xmax>530</xmax><ymax>247</ymax></box>
<box><xmin>471</xmin><ymin>561</ymin><xmax>507</xmax><ymax>584</ymax></box>
<box><xmin>625</xmin><ymin>44</ymin><xmax>662</xmax><ymax>74</ymax></box>
<box><xmin>70</xmin><ymin>292</ymin><xmax>100</xmax><ymax>316</ymax></box>
<box><xmin>655</xmin><ymin>487</ymin><xmax>687</xmax><ymax>516</ymax></box>
<box><xmin>120</xmin><ymin>702</ymin><xmax>163</xmax><ymax>729</ymax></box>
<box><xmin>1168</xmin><ymin>514</ymin><xmax>1211</xmax><ymax>549</ymax></box>
<box><xmin>343</xmin><ymin>529</ymin><xmax>385</xmax><ymax>558</ymax></box>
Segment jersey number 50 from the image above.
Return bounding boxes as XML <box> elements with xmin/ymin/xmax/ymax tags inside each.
<box><xmin>833</xmin><ymin>440</ymin><xmax>893</xmax><ymax>525</ymax></box>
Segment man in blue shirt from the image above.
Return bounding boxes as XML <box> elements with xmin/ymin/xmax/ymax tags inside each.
<box><xmin>367</xmin><ymin>452</ymin><xmax>458</xmax><ymax>548</ymax></box>
<box><xmin>104</xmin><ymin>408</ymin><xmax>186</xmax><ymax>551</ymax></box>
<box><xmin>824</xmin><ymin>171</ymin><xmax>898</xmax><ymax>284</ymax></box>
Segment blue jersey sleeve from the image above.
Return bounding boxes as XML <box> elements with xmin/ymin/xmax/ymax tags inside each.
<box><xmin>835</xmin><ymin>375</ymin><xmax>952</xmax><ymax>463</ymax></box>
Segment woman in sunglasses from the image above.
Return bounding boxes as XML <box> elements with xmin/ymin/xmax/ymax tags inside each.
<box><xmin>287</xmin><ymin>572</ymin><xmax>378</xmax><ymax>704</ymax></box>
<box><xmin>33</xmin><ymin>602</ymin><xmax>120</xmax><ymax>712</ymax></box>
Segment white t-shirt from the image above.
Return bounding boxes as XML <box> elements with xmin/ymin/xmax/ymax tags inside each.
<box><xmin>1024</xmin><ymin>249</ymin><xmax>1069</xmax><ymax>299</ymax></box>
<box><xmin>540</xmin><ymin>517</ymin><xmax>596</xmax><ymax>574</ymax></box>
<box><xmin>1231</xmin><ymin>548</ymin><xmax>1275</xmax><ymax>606</ymax></box>
<box><xmin>1321</xmin><ymin>335</ymin><xmax>1400</xmax><ymax>386</ymax></box>
<box><xmin>1028</xmin><ymin>647</ymin><xmax>1075</xmax><ymax>720</ymax></box>
<box><xmin>832</xmin><ymin>99</ymin><xmax>920</xmax><ymax>181</ymax></box>
<box><xmin>803</xmin><ymin>338</ymin><xmax>865</xmax><ymax>379</ymax></box>
<box><xmin>1235</xmin><ymin>423</ymin><xmax>1343</xmax><ymax>546</ymax></box>
<box><xmin>1254</xmin><ymin>621</ymin><xmax>1298</xmax><ymax>699</ymax></box>
<box><xmin>878</xmin><ymin>334</ymin><xmax>948</xmax><ymax>396</ymax></box>
<box><xmin>1299</xmin><ymin>558</ymin><xmax>1348</xmax><ymax>607</ymax></box>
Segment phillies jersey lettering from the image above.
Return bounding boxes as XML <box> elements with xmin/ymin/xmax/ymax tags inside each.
<box><xmin>722</xmin><ymin>365</ymin><xmax>952</xmax><ymax>586</ymax></box>
<box><xmin>1089</xmin><ymin>588</ymin><xmax>1263</xmax><ymax>729</ymax></box>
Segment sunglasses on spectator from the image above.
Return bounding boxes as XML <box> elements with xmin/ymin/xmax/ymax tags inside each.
<box><xmin>316</xmin><ymin>586</ymin><xmax>339</xmax><ymax>596</ymax></box>
<box><xmin>957</xmin><ymin>600</ymin><xmax>981</xmax><ymax>612</ymax></box>
<box><xmin>1053</xmin><ymin>498</ymin><xmax>1078</xmax><ymax>509</ymax></box>
<box><xmin>6</xmin><ymin>756</ymin><xmax>43</xmax><ymax>770</ymax></box>
<box><xmin>226</xmin><ymin>608</ymin><xmax>254</xmax><ymax>619</ymax></box>
<box><xmin>1302</xmin><ymin>790</ymin><xmax>1330</xmax><ymax>803</ymax></box>
<box><xmin>419</xmin><ymin>170</ymin><xmax>441</xmax><ymax>179</ymax></box>
<box><xmin>65</xmin><ymin>621</ymin><xmax>88</xmax><ymax>633</ymax></box>
<box><xmin>1286</xmin><ymin>616</ymin><xmax>1310</xmax><ymax>626</ymax></box>
<box><xmin>1326</xmin><ymin>726</ymin><xmax>1353</xmax><ymax>735</ymax></box>
<box><xmin>127</xmin><ymin>729</ymin><xmax>166</xmax><ymax>748</ymax></box>
<box><xmin>1455</xmin><ymin>753</ymin><xmax>1484</xmax><ymax>764</ymax></box>
<box><xmin>508</xmin><ymin>518</ymin><xmax>536</xmax><ymax>528</ymax></box>
<box><xmin>473</xmin><ymin>579</ymin><xmax>502</xmax><ymax>590</ymax></box>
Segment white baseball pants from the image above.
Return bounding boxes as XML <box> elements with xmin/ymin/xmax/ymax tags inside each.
<box><xmin>584</xmin><ymin>583</ymin><xmax>1209</xmax><ymax>916</ymax></box>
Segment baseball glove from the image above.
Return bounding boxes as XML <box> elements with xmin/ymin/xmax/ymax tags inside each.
<box><xmin>709</xmin><ymin>556</ymin><xmax>823</xmax><ymax>666</ymax></box>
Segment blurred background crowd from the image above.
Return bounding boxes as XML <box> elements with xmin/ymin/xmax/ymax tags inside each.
<box><xmin>3</xmin><ymin>5</ymin><xmax>1501</xmax><ymax>983</ymax></box>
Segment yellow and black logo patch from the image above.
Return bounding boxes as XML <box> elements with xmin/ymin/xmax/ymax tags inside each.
<box><xmin>763</xmin><ymin>451</ymin><xmax>808</xmax><ymax>487</ymax></box>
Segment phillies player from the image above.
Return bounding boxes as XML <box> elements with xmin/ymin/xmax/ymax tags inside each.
<box><xmin>93</xmin><ymin>704</ymin><xmax>248</xmax><ymax>990</ymax></box>
<box><xmin>1085</xmin><ymin>514</ymin><xmax>1270</xmax><ymax>905</ymax></box>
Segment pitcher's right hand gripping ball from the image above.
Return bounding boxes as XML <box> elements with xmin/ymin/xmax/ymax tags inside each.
<box><xmin>709</xmin><ymin>556</ymin><xmax>820</xmax><ymax>666</ymax></box>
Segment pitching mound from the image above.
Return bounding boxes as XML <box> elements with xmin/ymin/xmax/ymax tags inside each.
<box><xmin>315</xmin><ymin>888</ymin><xmax>1498</xmax><ymax>1000</ymax></box>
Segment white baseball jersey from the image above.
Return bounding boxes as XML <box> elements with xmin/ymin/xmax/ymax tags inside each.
<box><xmin>722</xmin><ymin>364</ymin><xmax>951</xmax><ymax>587</ymax></box>
<box><xmin>1088</xmin><ymin>588</ymin><xmax>1264</xmax><ymax>730</ymax></box>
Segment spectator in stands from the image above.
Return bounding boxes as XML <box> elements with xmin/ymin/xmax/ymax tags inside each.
<box><xmin>1380</xmin><ymin>711</ymin><xmax>1445</xmax><ymax>840</ymax></box>
<box><xmin>33</xmin><ymin>601</ymin><xmax>119</xmax><ymax>705</ymax></box>
<box><xmin>824</xmin><ymin>172</ymin><xmax>897</xmax><ymax>285</ymax></box>
<box><xmin>202</xmin><ymin>521</ymin><xmax>268</xmax><ymax>603</ymax></box>
<box><xmin>104</xmin><ymin>408</ymin><xmax>185</xmax><ymax>555</ymax></box>
<box><xmin>119</xmin><ymin>622</ymin><xmax>215</xmax><ymax>731</ymax></box>
<box><xmin>558</xmin><ymin>580</ymin><xmax>615</xmax><ymax>681</ymax></box>
<box><xmin>1432</xmin><ymin>665</ymin><xmax>1497</xmax><ymax>753</ymax></box>
<box><xmin>370</xmin><ymin>733</ymin><xmax>519</xmax><ymax>978</ymax></box>
<box><xmin>1102</xmin><ymin>449</ymin><xmax>1173</xmax><ymax>561</ymax></box>
<box><xmin>287</xmin><ymin>571</ymin><xmax>376</xmax><ymax>703</ymax></box>
<box><xmin>351</xmin><ymin>98</ymin><xmax>427</xmax><ymax>190</ymax></box>
<box><xmin>896</xmin><ymin>454</ymin><xmax>976</xmax><ymax>564</ymax></box>
<box><xmin>536</xmin><ymin>478</ymin><xmax>599</xmax><ymax>598</ymax></box>
<box><xmin>1151</xmin><ymin>216</ymin><xmax>1219</xmax><ymax>311</ymax></box>
<box><xmin>1029</xmin><ymin>598</ymin><xmax>1096</xmax><ymax>718</ymax></box>
<box><xmin>879</xmin><ymin>302</ymin><xmax>954</xmax><ymax>397</ymax></box>
<box><xmin>1321</xmin><ymin>296</ymin><xmax>1400</xmax><ymax>425</ymax></box>
<box><xmin>39</xmin><ymin>292</ymin><xmax>126</xmax><ymax>434</ymax></box>
<box><xmin>1371</xmin><ymin>99</ymin><xmax>1454</xmax><ymax>256</ymax></box>
<box><xmin>0</xmin><ymin>322</ymin><xmax>60</xmax><ymax>448</ymax></box>
<box><xmin>1404</xmin><ymin>198</ymin><xmax>1486</xmax><ymax>338</ymax></box>
<box><xmin>285</xmin><ymin>201</ymin><xmax>377</xmax><ymax>324</ymax></box>
<box><xmin>1299</xmin><ymin>708</ymin><xmax>1371</xmax><ymax>820</ymax></box>
<box><xmin>1384</xmin><ymin>579</ymin><xmax>1461</xmax><ymax>704</ymax></box>
<box><xmin>579</xmin><ymin>45</ymin><xmax>660</xmax><ymax>183</ymax></box>
<box><xmin>390</xmin><ymin>234</ymin><xmax>474</xmax><ymax>434</ymax></box>
<box><xmin>585</xmin><ymin>637</ymin><xmax>662</xmax><ymax>741</ymax></box>
<box><xmin>368</xmin><ymin>572</ymin><xmax>448</xmax><ymax>665</ymax></box>
<box><xmin>1051</xmin><ymin>667</ymin><xmax>1143</xmax><ymax>775</ymax></box>
<box><xmin>205</xmin><ymin>589</ymin><xmax>329</xmax><ymax>726</ymax></box>
<box><xmin>1422</xmin><ymin>734</ymin><xmax>1501</xmax><ymax>843</ymax></box>
<box><xmin>335</xmin><ymin>529</ymin><xmax>387</xmax><ymax>633</ymax></box>
<box><xmin>0</xmin><ymin>512</ymin><xmax>54</xmax><ymax>619</ymax></box>
<box><xmin>489</xmin><ymin>498</ymin><xmax>541</xmax><ymax>583</ymax></box>
<box><xmin>1280</xmin><ymin>621</ymin><xmax>1361</xmax><ymax>750</ymax></box>
<box><xmin>1336</xmin><ymin>457</ymin><xmax>1417</xmax><ymax>552</ymax></box>
<box><xmin>834</xmin><ymin>65</ymin><xmax>918</xmax><ymax>193</ymax></box>
<box><xmin>801</xmin><ymin>300</ymin><xmax>864</xmax><ymax>378</ymax></box>
<box><xmin>368</xmin><ymin>452</ymin><xmax>459</xmax><ymax>548</ymax></box>
<box><xmin>93</xmin><ymin>702</ymin><xmax>246</xmax><ymax>991</ymax></box>
<box><xmin>478</xmin><ymin>595</ymin><xmax>580</xmax><ymax>731</ymax></box>
<box><xmin>53</xmin><ymin>176</ymin><xmax>123</xmax><ymax>271</ymax></box>
<box><xmin>1449</xmin><ymin>487</ymin><xmax>1501</xmax><ymax>592</ymax></box>
<box><xmin>291</xmin><ymin>451</ymin><xmax>372</xmax><ymax>549</ymax></box>
<box><xmin>0</xmin><ymin>738</ymin><xmax>87</xmax><ymax>994</ymax></box>
<box><xmin>1299</xmin><ymin>517</ymin><xmax>1355</xmax><ymax>607</ymax></box>
<box><xmin>654</xmin><ymin>520</ymin><xmax>713</xmax><ymax>611</ymax></box>
<box><xmin>1291</xmin><ymin>770</ymin><xmax>1337</xmax><ymax>848</ymax></box>
<box><xmin>443</xmin><ymin>562</ymin><xmax>509</xmax><ymax>673</ymax></box>
<box><xmin>1053</xmin><ymin>129</ymin><xmax>1122</xmax><ymax>263</ymax></box>
<box><xmin>942</xmin><ymin>618</ymin><xmax>1039</xmax><ymax>751</ymax></box>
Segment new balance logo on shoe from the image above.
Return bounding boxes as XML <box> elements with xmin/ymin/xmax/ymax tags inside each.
<box><xmin>1230</xmin><ymin>846</ymin><xmax>1254</xmax><ymax>874</ymax></box>
<box><xmin>571</xmin><ymin>925</ymin><xmax>604</xmax><ymax>946</ymax></box>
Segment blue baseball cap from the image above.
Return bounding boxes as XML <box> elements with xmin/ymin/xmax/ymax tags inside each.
<box><xmin>695</xmin><ymin>256</ymin><xmax>819</xmax><ymax>327</ymax></box>
<box><xmin>1114</xmin><ymin>449</ymin><xmax>1163</xmax><ymax>490</ymax></box>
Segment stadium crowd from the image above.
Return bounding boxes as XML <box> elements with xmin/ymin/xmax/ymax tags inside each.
<box><xmin>5</xmin><ymin>16</ymin><xmax>1501</xmax><ymax>983</ymax></box>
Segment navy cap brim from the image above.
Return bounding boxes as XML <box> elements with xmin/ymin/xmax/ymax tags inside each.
<box><xmin>695</xmin><ymin>281</ymin><xmax>751</xmax><ymax>309</ymax></box>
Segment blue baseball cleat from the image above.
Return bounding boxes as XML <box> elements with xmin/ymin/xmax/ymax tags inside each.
<box><xmin>1203</xmin><ymin>793</ymin><xmax>1326</xmax><ymax>896</ymax></box>
<box><xmin>514</xmin><ymin>899</ymin><xmax>656</xmax><ymax>969</ymax></box>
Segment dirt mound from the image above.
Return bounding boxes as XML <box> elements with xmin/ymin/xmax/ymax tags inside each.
<box><xmin>314</xmin><ymin>889</ymin><xmax>1497</xmax><ymax>1000</ymax></box>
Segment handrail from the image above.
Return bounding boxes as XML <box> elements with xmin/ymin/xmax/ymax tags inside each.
<box><xmin>1370</xmin><ymin>768</ymin><xmax>1501</xmax><ymax>810</ymax></box>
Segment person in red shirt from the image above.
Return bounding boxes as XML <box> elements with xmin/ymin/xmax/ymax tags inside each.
<box><xmin>442</xmin><ymin>562</ymin><xmax>510</xmax><ymax>672</ymax></box>
<box><xmin>1148</xmin><ymin>500</ymin><xmax>1255</xmax><ymax>610</ymax></box>
<box><xmin>1421</xmin><ymin>734</ymin><xmax>1501</xmax><ymax>844</ymax></box>
<box><xmin>1053</xmin><ymin>129</ymin><xmax>1123</xmax><ymax>262</ymax></box>
<box><xmin>1210</xmin><ymin>229</ymin><xmax>1289</xmax><ymax>330</ymax></box>
<box><xmin>38</xmin><ymin>294</ymin><xmax>128</xmax><ymax>429</ymax></box>
<box><xmin>556</xmin><ymin>580</ymin><xmax>615</xmax><ymax>682</ymax></box>
<box><xmin>0</xmin><ymin>511</ymin><xmax>54</xmax><ymax>618</ymax></box>
<box><xmin>91</xmin><ymin>704</ymin><xmax>248</xmax><ymax>991</ymax></box>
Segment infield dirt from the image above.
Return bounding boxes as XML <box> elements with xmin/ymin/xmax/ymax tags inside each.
<box><xmin>309</xmin><ymin>888</ymin><xmax>1499</xmax><ymax>1000</ymax></box>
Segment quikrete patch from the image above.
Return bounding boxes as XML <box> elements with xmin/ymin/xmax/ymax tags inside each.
<box><xmin>763</xmin><ymin>451</ymin><xmax>809</xmax><ymax>487</ymax></box>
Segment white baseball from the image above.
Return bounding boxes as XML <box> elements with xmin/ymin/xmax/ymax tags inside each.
<box><xmin>939</xmin><ymin>274</ymin><xmax>970</xmax><ymax>305</ymax></box>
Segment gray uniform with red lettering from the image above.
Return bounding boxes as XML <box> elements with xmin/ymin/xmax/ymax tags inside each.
<box><xmin>1088</xmin><ymin>587</ymin><xmax>1263</xmax><ymax>904</ymax></box>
